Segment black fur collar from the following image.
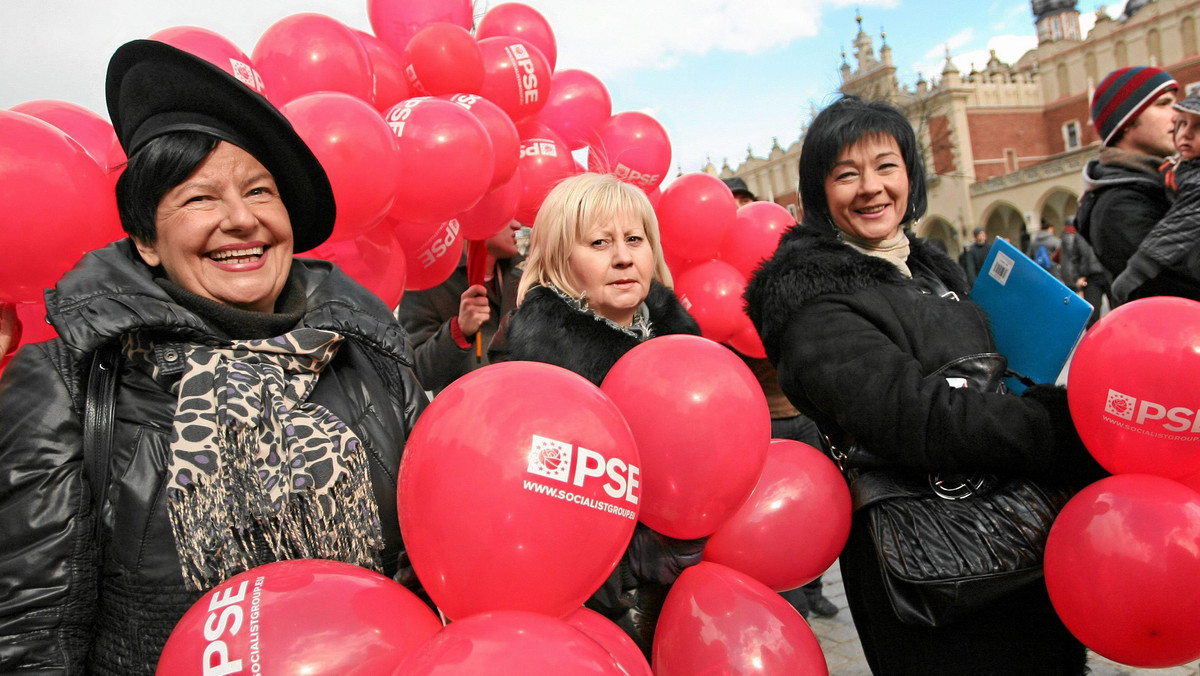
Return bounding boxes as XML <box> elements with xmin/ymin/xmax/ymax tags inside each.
<box><xmin>744</xmin><ymin>225</ymin><xmax>966</xmax><ymax>357</ymax></box>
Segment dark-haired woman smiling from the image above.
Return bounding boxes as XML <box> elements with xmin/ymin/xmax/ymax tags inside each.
<box><xmin>745</xmin><ymin>95</ymin><xmax>1105</xmax><ymax>675</ymax></box>
<box><xmin>0</xmin><ymin>40</ymin><xmax>426</xmax><ymax>674</ymax></box>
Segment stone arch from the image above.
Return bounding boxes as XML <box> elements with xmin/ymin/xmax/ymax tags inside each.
<box><xmin>979</xmin><ymin>201</ymin><xmax>1027</xmax><ymax>244</ymax></box>
<box><xmin>1035</xmin><ymin>188</ymin><xmax>1079</xmax><ymax>235</ymax></box>
<box><xmin>917</xmin><ymin>215</ymin><xmax>958</xmax><ymax>255</ymax></box>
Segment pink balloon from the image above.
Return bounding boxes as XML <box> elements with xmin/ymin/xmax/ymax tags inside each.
<box><xmin>704</xmin><ymin>440</ymin><xmax>851</xmax><ymax>591</ymax></box>
<box><xmin>252</xmin><ymin>13</ymin><xmax>373</xmax><ymax>106</ymax></box>
<box><xmin>726</xmin><ymin>323</ymin><xmax>767</xmax><ymax>359</ymax></box>
<box><xmin>657</xmin><ymin>172</ymin><xmax>739</xmax><ymax>262</ymax></box>
<box><xmin>384</xmin><ymin>97</ymin><xmax>494</xmax><ymax>224</ymax></box>
<box><xmin>10</xmin><ymin>100</ymin><xmax>126</xmax><ymax>176</ymax></box>
<box><xmin>673</xmin><ymin>260</ymin><xmax>748</xmax><ymax>343</ymax></box>
<box><xmin>306</xmin><ymin>223</ymin><xmax>407</xmax><ymax>309</ymax></box>
<box><xmin>389</xmin><ymin>216</ymin><xmax>463</xmax><ymax>291</ymax></box>
<box><xmin>281</xmin><ymin>92</ymin><xmax>401</xmax><ymax>244</ymax></box>
<box><xmin>1067</xmin><ymin>297</ymin><xmax>1200</xmax><ymax>479</ymax></box>
<box><xmin>403</xmin><ymin>23</ymin><xmax>484</xmax><ymax>97</ymax></box>
<box><xmin>721</xmin><ymin>201</ymin><xmax>795</xmax><ymax>278</ymax></box>
<box><xmin>149</xmin><ymin>26</ymin><xmax>266</xmax><ymax>95</ymax></box>
<box><xmin>0</xmin><ymin>111</ymin><xmax>122</xmax><ymax>304</ymax></box>
<box><xmin>564</xmin><ymin>607</ymin><xmax>653</xmax><ymax>676</ymax></box>
<box><xmin>588</xmin><ymin>112</ymin><xmax>671</xmax><ymax>192</ymax></box>
<box><xmin>515</xmin><ymin>125</ymin><xmax>579</xmax><ymax>225</ymax></box>
<box><xmin>475</xmin><ymin>2</ymin><xmax>558</xmax><ymax>71</ymax></box>
<box><xmin>653</xmin><ymin>562</ymin><xmax>829</xmax><ymax>675</ymax></box>
<box><xmin>398</xmin><ymin>611</ymin><xmax>626</xmax><ymax>675</ymax></box>
<box><xmin>456</xmin><ymin>168</ymin><xmax>524</xmax><ymax>240</ymax></box>
<box><xmin>536</xmin><ymin>69</ymin><xmax>612</xmax><ymax>151</ymax></box>
<box><xmin>441</xmin><ymin>93</ymin><xmax>520</xmax><ymax>191</ymax></box>
<box><xmin>398</xmin><ymin>362</ymin><xmax>641</xmax><ymax>620</ymax></box>
<box><xmin>367</xmin><ymin>0</ymin><xmax>473</xmax><ymax>55</ymax></box>
<box><xmin>601</xmin><ymin>335</ymin><xmax>771</xmax><ymax>539</ymax></box>
<box><xmin>157</xmin><ymin>559</ymin><xmax>442</xmax><ymax>676</ymax></box>
<box><xmin>1045</xmin><ymin>475</ymin><xmax>1200</xmax><ymax>668</ymax></box>
<box><xmin>477</xmin><ymin>37</ymin><xmax>552</xmax><ymax>124</ymax></box>
<box><xmin>356</xmin><ymin>30</ymin><xmax>411</xmax><ymax>112</ymax></box>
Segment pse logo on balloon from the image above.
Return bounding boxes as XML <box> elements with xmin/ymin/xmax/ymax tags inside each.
<box><xmin>1105</xmin><ymin>388</ymin><xmax>1200</xmax><ymax>435</ymax></box>
<box><xmin>228</xmin><ymin>59</ymin><xmax>265</xmax><ymax>94</ymax></box>
<box><xmin>523</xmin><ymin>435</ymin><xmax>640</xmax><ymax>520</ymax></box>
<box><xmin>505</xmin><ymin>43</ymin><xmax>540</xmax><ymax>105</ymax></box>
<box><xmin>417</xmin><ymin>219</ymin><xmax>461</xmax><ymax>269</ymax></box>
<box><xmin>613</xmin><ymin>163</ymin><xmax>660</xmax><ymax>189</ymax></box>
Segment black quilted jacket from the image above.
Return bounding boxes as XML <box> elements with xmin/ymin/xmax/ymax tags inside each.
<box><xmin>0</xmin><ymin>239</ymin><xmax>426</xmax><ymax>674</ymax></box>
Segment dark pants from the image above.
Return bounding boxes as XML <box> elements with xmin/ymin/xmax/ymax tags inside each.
<box><xmin>1081</xmin><ymin>273</ymin><xmax>1110</xmax><ymax>328</ymax></box>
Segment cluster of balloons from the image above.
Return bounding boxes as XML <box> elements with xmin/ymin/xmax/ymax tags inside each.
<box><xmin>160</xmin><ymin>337</ymin><xmax>849</xmax><ymax>673</ymax></box>
<box><xmin>1049</xmin><ymin>296</ymin><xmax>1200</xmax><ymax>668</ymax></box>
<box><xmin>1</xmin><ymin>0</ymin><xmax>677</xmax><ymax>363</ymax></box>
<box><xmin>656</xmin><ymin>173</ymin><xmax>797</xmax><ymax>355</ymax></box>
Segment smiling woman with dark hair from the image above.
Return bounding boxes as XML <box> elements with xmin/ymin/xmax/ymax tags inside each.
<box><xmin>0</xmin><ymin>40</ymin><xmax>427</xmax><ymax>674</ymax></box>
<box><xmin>745</xmin><ymin>95</ymin><xmax>1105</xmax><ymax>675</ymax></box>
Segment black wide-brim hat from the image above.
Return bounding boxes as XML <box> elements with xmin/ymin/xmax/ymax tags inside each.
<box><xmin>106</xmin><ymin>39</ymin><xmax>335</xmax><ymax>252</ymax></box>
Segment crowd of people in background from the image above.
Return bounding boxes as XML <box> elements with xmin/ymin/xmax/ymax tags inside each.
<box><xmin>2</xmin><ymin>33</ymin><xmax>1199</xmax><ymax>675</ymax></box>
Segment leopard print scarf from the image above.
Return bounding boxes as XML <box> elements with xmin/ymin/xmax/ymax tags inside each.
<box><xmin>163</xmin><ymin>327</ymin><xmax>384</xmax><ymax>590</ymax></box>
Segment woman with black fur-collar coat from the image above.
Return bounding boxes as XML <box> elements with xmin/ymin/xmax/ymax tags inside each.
<box><xmin>489</xmin><ymin>173</ymin><xmax>702</xmax><ymax>660</ymax></box>
<box><xmin>744</xmin><ymin>96</ymin><xmax>1105</xmax><ymax>676</ymax></box>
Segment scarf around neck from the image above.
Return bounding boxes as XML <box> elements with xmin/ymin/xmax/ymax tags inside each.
<box><xmin>839</xmin><ymin>228</ymin><xmax>912</xmax><ymax>278</ymax></box>
<box><xmin>164</xmin><ymin>327</ymin><xmax>384</xmax><ymax>590</ymax></box>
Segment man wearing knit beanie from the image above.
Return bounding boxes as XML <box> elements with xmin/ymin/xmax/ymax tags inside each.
<box><xmin>1076</xmin><ymin>66</ymin><xmax>1200</xmax><ymax>300</ymax></box>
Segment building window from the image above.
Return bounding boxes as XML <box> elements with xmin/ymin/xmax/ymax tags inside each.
<box><xmin>1056</xmin><ymin>63</ymin><xmax>1070</xmax><ymax>98</ymax></box>
<box><xmin>1062</xmin><ymin>121</ymin><xmax>1081</xmax><ymax>150</ymax></box>
<box><xmin>1148</xmin><ymin>29</ymin><xmax>1162</xmax><ymax>66</ymax></box>
<box><xmin>1183</xmin><ymin>17</ymin><xmax>1197</xmax><ymax>57</ymax></box>
<box><xmin>1115</xmin><ymin>40</ymin><xmax>1128</xmax><ymax>68</ymax></box>
<box><xmin>1006</xmin><ymin>148</ymin><xmax>1018</xmax><ymax>173</ymax></box>
<box><xmin>1084</xmin><ymin>51</ymin><xmax>1097</xmax><ymax>84</ymax></box>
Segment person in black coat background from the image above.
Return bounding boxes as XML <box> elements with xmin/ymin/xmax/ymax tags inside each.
<box><xmin>744</xmin><ymin>95</ymin><xmax>1105</xmax><ymax>675</ymax></box>
<box><xmin>489</xmin><ymin>172</ymin><xmax>703</xmax><ymax>658</ymax></box>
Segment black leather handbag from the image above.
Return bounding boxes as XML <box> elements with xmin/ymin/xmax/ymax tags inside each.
<box><xmin>834</xmin><ymin>353</ymin><xmax>1073</xmax><ymax>628</ymax></box>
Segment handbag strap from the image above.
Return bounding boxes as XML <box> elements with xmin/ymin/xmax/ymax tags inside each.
<box><xmin>83</xmin><ymin>343</ymin><xmax>121</xmax><ymax>542</ymax></box>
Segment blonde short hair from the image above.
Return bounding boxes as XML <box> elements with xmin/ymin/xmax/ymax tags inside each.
<box><xmin>516</xmin><ymin>173</ymin><xmax>674</xmax><ymax>304</ymax></box>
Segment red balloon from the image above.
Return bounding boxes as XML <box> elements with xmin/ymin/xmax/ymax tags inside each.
<box><xmin>653</xmin><ymin>562</ymin><xmax>829</xmax><ymax>675</ymax></box>
<box><xmin>726</xmin><ymin>322</ymin><xmax>767</xmax><ymax>359</ymax></box>
<box><xmin>477</xmin><ymin>37</ymin><xmax>552</xmax><ymax>124</ymax></box>
<box><xmin>157</xmin><ymin>559</ymin><xmax>442</xmax><ymax>676</ymax></box>
<box><xmin>389</xmin><ymin>216</ymin><xmax>463</xmax><ymax>291</ymax></box>
<box><xmin>673</xmin><ymin>260</ymin><xmax>748</xmax><ymax>343</ymax></box>
<box><xmin>0</xmin><ymin>302</ymin><xmax>18</xmax><ymax>375</ymax></box>
<box><xmin>252</xmin><ymin>13</ymin><xmax>373</xmax><ymax>106</ymax></box>
<box><xmin>704</xmin><ymin>440</ymin><xmax>851</xmax><ymax>591</ymax></box>
<box><xmin>384</xmin><ymin>97</ymin><xmax>494</xmax><ymax>224</ymax></box>
<box><xmin>475</xmin><ymin>2</ymin><xmax>558</xmax><ymax>71</ymax></box>
<box><xmin>10</xmin><ymin>100</ymin><xmax>126</xmax><ymax>177</ymax></box>
<box><xmin>456</xmin><ymin>168</ymin><xmax>523</xmax><ymax>240</ymax></box>
<box><xmin>657</xmin><ymin>172</ymin><xmax>739</xmax><ymax>263</ymax></box>
<box><xmin>564</xmin><ymin>607</ymin><xmax>653</xmax><ymax>676</ymax></box>
<box><xmin>281</xmin><ymin>92</ymin><xmax>401</xmax><ymax>245</ymax></box>
<box><xmin>306</xmin><ymin>223</ymin><xmax>407</xmax><ymax>309</ymax></box>
<box><xmin>587</xmin><ymin>112</ymin><xmax>671</xmax><ymax>192</ymax></box>
<box><xmin>148</xmin><ymin>26</ymin><xmax>266</xmax><ymax>95</ymax></box>
<box><xmin>1067</xmin><ymin>297</ymin><xmax>1200</xmax><ymax>479</ymax></box>
<box><xmin>601</xmin><ymin>335</ymin><xmax>771</xmax><ymax>539</ymax></box>
<box><xmin>536</xmin><ymin>69</ymin><xmax>612</xmax><ymax>151</ymax></box>
<box><xmin>1045</xmin><ymin>475</ymin><xmax>1200</xmax><ymax>668</ymax></box>
<box><xmin>515</xmin><ymin>125</ymin><xmax>578</xmax><ymax>225</ymax></box>
<box><xmin>398</xmin><ymin>362</ymin><xmax>641</xmax><ymax>620</ymax></box>
<box><xmin>356</xmin><ymin>30</ymin><xmax>411</xmax><ymax>112</ymax></box>
<box><xmin>440</xmin><ymin>93</ymin><xmax>520</xmax><ymax>191</ymax></box>
<box><xmin>367</xmin><ymin>0</ymin><xmax>473</xmax><ymax>55</ymax></box>
<box><xmin>403</xmin><ymin>23</ymin><xmax>484</xmax><ymax>97</ymax></box>
<box><xmin>12</xmin><ymin>300</ymin><xmax>57</xmax><ymax>345</ymax></box>
<box><xmin>721</xmin><ymin>201</ymin><xmax>795</xmax><ymax>278</ymax></box>
<box><xmin>0</xmin><ymin>111</ymin><xmax>122</xmax><ymax>304</ymax></box>
<box><xmin>397</xmin><ymin>610</ymin><xmax>626</xmax><ymax>675</ymax></box>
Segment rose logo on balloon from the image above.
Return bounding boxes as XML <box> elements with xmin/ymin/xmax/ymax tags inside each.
<box><xmin>527</xmin><ymin>435</ymin><xmax>572</xmax><ymax>482</ymax></box>
<box><xmin>1106</xmin><ymin>390</ymin><xmax>1135</xmax><ymax>419</ymax></box>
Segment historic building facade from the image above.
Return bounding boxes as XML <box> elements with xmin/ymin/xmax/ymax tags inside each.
<box><xmin>711</xmin><ymin>0</ymin><xmax>1200</xmax><ymax>253</ymax></box>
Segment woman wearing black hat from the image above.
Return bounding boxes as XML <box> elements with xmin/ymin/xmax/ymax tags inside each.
<box><xmin>0</xmin><ymin>40</ymin><xmax>427</xmax><ymax>673</ymax></box>
<box><xmin>745</xmin><ymin>95</ymin><xmax>1106</xmax><ymax>675</ymax></box>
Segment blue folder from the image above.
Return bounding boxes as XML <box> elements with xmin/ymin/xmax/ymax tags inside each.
<box><xmin>968</xmin><ymin>237</ymin><xmax>1093</xmax><ymax>393</ymax></box>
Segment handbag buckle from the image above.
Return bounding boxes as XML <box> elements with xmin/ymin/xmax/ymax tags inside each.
<box><xmin>928</xmin><ymin>473</ymin><xmax>993</xmax><ymax>500</ymax></box>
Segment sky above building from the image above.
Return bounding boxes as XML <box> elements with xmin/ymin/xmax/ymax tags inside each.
<box><xmin>1</xmin><ymin>0</ymin><xmax>1128</xmax><ymax>185</ymax></box>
